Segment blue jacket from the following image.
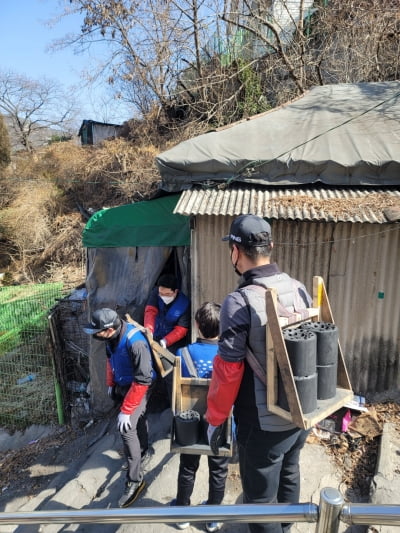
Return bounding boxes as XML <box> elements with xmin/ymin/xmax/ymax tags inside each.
<box><xmin>153</xmin><ymin>291</ymin><xmax>190</xmax><ymax>340</ymax></box>
<box><xmin>177</xmin><ymin>339</ymin><xmax>218</xmax><ymax>378</ymax></box>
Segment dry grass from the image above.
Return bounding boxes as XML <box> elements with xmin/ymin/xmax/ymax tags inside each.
<box><xmin>1</xmin><ymin>180</ymin><xmax>62</xmax><ymax>252</ymax></box>
<box><xmin>1</xmin><ymin>131</ymin><xmax>175</xmax><ymax>284</ymax></box>
<box><xmin>35</xmin><ymin>137</ymin><xmax>163</xmax><ymax>209</ymax></box>
<box><xmin>0</xmin><ymin>179</ymin><xmax>67</xmax><ymax>282</ymax></box>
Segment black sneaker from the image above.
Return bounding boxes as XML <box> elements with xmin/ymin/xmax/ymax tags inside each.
<box><xmin>118</xmin><ymin>479</ymin><xmax>146</xmax><ymax>508</ymax></box>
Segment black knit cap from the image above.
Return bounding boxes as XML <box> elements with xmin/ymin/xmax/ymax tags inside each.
<box><xmin>83</xmin><ymin>308</ymin><xmax>120</xmax><ymax>334</ymax></box>
<box><xmin>222</xmin><ymin>214</ymin><xmax>272</xmax><ymax>247</ymax></box>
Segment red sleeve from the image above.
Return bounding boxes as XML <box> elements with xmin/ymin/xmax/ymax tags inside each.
<box><xmin>106</xmin><ymin>359</ymin><xmax>115</xmax><ymax>387</ymax></box>
<box><xmin>121</xmin><ymin>383</ymin><xmax>149</xmax><ymax>414</ymax></box>
<box><xmin>205</xmin><ymin>354</ymin><xmax>244</xmax><ymax>426</ymax></box>
<box><xmin>144</xmin><ymin>305</ymin><xmax>158</xmax><ymax>333</ymax></box>
<box><xmin>164</xmin><ymin>325</ymin><xmax>188</xmax><ymax>347</ymax></box>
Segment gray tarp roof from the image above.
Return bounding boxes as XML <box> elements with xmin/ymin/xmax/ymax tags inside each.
<box><xmin>156</xmin><ymin>81</ymin><xmax>400</xmax><ymax>192</ymax></box>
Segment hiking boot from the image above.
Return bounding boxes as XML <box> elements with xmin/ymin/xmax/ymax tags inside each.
<box><xmin>169</xmin><ymin>498</ymin><xmax>190</xmax><ymax>529</ymax></box>
<box><xmin>118</xmin><ymin>479</ymin><xmax>145</xmax><ymax>508</ymax></box>
<box><xmin>202</xmin><ymin>501</ymin><xmax>223</xmax><ymax>532</ymax></box>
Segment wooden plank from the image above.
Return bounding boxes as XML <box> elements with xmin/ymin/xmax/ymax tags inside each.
<box><xmin>267</xmin><ymin>402</ymin><xmax>295</xmax><ymax>422</ymax></box>
<box><xmin>269</xmin><ymin>388</ymin><xmax>354</xmax><ymax>429</ymax></box>
<box><xmin>266</xmin><ymin>312</ymin><xmax>278</xmax><ymax>409</ymax></box>
<box><xmin>170</xmin><ymin>357</ymin><xmax>233</xmax><ymax>456</ymax></box>
<box><xmin>266</xmin><ymin>289</ymin><xmax>306</xmax><ymax>429</ymax></box>
<box><xmin>125</xmin><ymin>314</ymin><xmax>175</xmax><ymax>377</ymax></box>
<box><xmin>312</xmin><ymin>277</ymin><xmax>352</xmax><ymax>390</ymax></box>
<box><xmin>173</xmin><ymin>358</ymin><xmax>183</xmax><ymax>413</ymax></box>
<box><xmin>266</xmin><ymin>277</ymin><xmax>353</xmax><ymax>430</ymax></box>
<box><xmin>170</xmin><ymin>442</ymin><xmax>233</xmax><ymax>457</ymax></box>
<box><xmin>302</xmin><ymin>388</ymin><xmax>354</xmax><ymax>429</ymax></box>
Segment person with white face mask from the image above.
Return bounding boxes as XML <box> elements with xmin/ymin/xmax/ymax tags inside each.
<box><xmin>144</xmin><ymin>273</ymin><xmax>190</xmax><ymax>354</ymax></box>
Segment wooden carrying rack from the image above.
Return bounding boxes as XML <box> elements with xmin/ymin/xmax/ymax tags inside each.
<box><xmin>266</xmin><ymin>275</ymin><xmax>353</xmax><ymax>430</ymax></box>
<box><xmin>125</xmin><ymin>315</ymin><xmax>175</xmax><ymax>377</ymax></box>
<box><xmin>170</xmin><ymin>357</ymin><xmax>233</xmax><ymax>456</ymax></box>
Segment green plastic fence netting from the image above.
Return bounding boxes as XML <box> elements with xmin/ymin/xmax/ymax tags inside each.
<box><xmin>0</xmin><ymin>283</ymin><xmax>64</xmax><ymax>429</ymax></box>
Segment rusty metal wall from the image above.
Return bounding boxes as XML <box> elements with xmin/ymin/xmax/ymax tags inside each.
<box><xmin>192</xmin><ymin>215</ymin><xmax>400</xmax><ymax>398</ymax></box>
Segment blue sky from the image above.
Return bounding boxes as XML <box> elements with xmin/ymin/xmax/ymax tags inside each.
<box><xmin>0</xmin><ymin>0</ymin><xmax>131</xmax><ymax>126</ymax></box>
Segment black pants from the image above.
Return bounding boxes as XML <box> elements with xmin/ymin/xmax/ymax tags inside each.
<box><xmin>237</xmin><ymin>422</ymin><xmax>309</xmax><ymax>533</ymax></box>
<box><xmin>175</xmin><ymin>453</ymin><xmax>229</xmax><ymax>506</ymax></box>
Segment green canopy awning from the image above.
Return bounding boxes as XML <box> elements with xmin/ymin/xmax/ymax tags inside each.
<box><xmin>82</xmin><ymin>194</ymin><xmax>190</xmax><ymax>248</ymax></box>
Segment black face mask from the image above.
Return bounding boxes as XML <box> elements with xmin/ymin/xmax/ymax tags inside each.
<box><xmin>231</xmin><ymin>247</ymin><xmax>241</xmax><ymax>276</ymax></box>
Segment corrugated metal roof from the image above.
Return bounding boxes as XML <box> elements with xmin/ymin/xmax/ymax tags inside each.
<box><xmin>174</xmin><ymin>188</ymin><xmax>400</xmax><ymax>223</ymax></box>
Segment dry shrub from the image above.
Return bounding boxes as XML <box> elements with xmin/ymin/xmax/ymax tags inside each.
<box><xmin>2</xmin><ymin>210</ymin><xmax>86</xmax><ymax>285</ymax></box>
<box><xmin>120</xmin><ymin>111</ymin><xmax>210</xmax><ymax>148</ymax></box>
<box><xmin>1</xmin><ymin>179</ymin><xmax>62</xmax><ymax>256</ymax></box>
<box><xmin>1</xmin><ymin>131</ymin><xmax>183</xmax><ymax>283</ymax></box>
<box><xmin>0</xmin><ymin>170</ymin><xmax>87</xmax><ymax>285</ymax></box>
<box><xmin>39</xmin><ymin>212</ymin><xmax>84</xmax><ymax>265</ymax></box>
<box><xmin>43</xmin><ymin>261</ymin><xmax>84</xmax><ymax>285</ymax></box>
<box><xmin>26</xmin><ymin>138</ymin><xmax>163</xmax><ymax>210</ymax></box>
<box><xmin>81</xmin><ymin>138</ymin><xmax>161</xmax><ymax>204</ymax></box>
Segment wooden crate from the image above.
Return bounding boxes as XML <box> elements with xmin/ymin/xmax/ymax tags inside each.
<box><xmin>266</xmin><ymin>276</ymin><xmax>353</xmax><ymax>430</ymax></box>
<box><xmin>170</xmin><ymin>357</ymin><xmax>233</xmax><ymax>456</ymax></box>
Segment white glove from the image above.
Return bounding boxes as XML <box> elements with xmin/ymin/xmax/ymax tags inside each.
<box><xmin>117</xmin><ymin>412</ymin><xmax>132</xmax><ymax>433</ymax></box>
<box><xmin>160</xmin><ymin>338</ymin><xmax>167</xmax><ymax>349</ymax></box>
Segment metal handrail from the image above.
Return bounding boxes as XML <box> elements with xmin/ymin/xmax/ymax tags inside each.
<box><xmin>341</xmin><ymin>503</ymin><xmax>400</xmax><ymax>526</ymax></box>
<box><xmin>1</xmin><ymin>489</ymin><xmax>400</xmax><ymax>531</ymax></box>
<box><xmin>0</xmin><ymin>503</ymin><xmax>318</xmax><ymax>526</ymax></box>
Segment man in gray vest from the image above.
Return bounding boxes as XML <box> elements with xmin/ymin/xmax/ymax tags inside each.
<box><xmin>206</xmin><ymin>214</ymin><xmax>312</xmax><ymax>533</ymax></box>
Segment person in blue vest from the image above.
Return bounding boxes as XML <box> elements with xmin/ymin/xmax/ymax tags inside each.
<box><xmin>83</xmin><ymin>308</ymin><xmax>154</xmax><ymax>508</ymax></box>
<box><xmin>144</xmin><ymin>273</ymin><xmax>190</xmax><ymax>353</ymax></box>
<box><xmin>171</xmin><ymin>302</ymin><xmax>229</xmax><ymax>533</ymax></box>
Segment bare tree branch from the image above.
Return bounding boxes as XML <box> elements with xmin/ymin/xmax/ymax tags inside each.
<box><xmin>0</xmin><ymin>70</ymin><xmax>79</xmax><ymax>151</ymax></box>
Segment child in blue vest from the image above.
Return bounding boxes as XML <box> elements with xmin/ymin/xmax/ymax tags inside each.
<box><xmin>171</xmin><ymin>302</ymin><xmax>228</xmax><ymax>533</ymax></box>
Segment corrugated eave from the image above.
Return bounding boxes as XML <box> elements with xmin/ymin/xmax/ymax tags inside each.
<box><xmin>174</xmin><ymin>188</ymin><xmax>400</xmax><ymax>224</ymax></box>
